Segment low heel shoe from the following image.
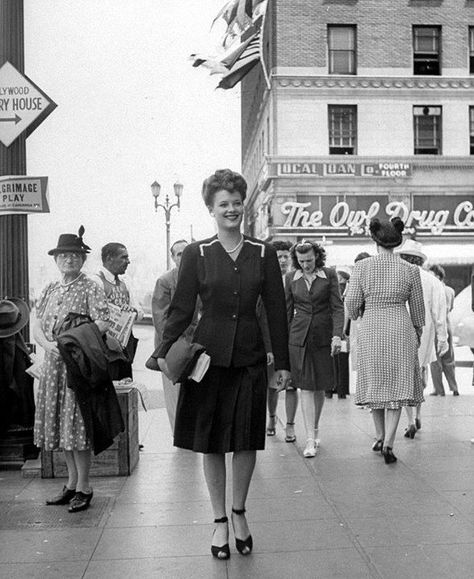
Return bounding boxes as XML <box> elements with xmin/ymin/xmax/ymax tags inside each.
<box><xmin>46</xmin><ymin>485</ymin><xmax>76</xmax><ymax>506</ymax></box>
<box><xmin>68</xmin><ymin>490</ymin><xmax>93</xmax><ymax>513</ymax></box>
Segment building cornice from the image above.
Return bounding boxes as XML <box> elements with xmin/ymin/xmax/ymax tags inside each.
<box><xmin>269</xmin><ymin>155</ymin><xmax>474</xmax><ymax>170</ymax></box>
<box><xmin>273</xmin><ymin>75</ymin><xmax>474</xmax><ymax>91</ymax></box>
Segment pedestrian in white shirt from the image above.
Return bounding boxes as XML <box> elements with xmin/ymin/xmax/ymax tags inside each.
<box><xmin>396</xmin><ymin>239</ymin><xmax>448</xmax><ymax>437</ymax></box>
<box><xmin>428</xmin><ymin>264</ymin><xmax>459</xmax><ymax>396</ymax></box>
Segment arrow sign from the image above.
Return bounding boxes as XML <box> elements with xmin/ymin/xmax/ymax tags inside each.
<box><xmin>0</xmin><ymin>61</ymin><xmax>56</xmax><ymax>147</ymax></box>
<box><xmin>0</xmin><ymin>114</ymin><xmax>21</xmax><ymax>125</ymax></box>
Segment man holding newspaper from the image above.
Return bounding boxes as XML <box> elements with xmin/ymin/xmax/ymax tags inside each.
<box><xmin>90</xmin><ymin>243</ymin><xmax>143</xmax><ymax>380</ymax></box>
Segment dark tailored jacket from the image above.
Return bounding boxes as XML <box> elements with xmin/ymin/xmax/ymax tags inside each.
<box><xmin>0</xmin><ymin>333</ymin><xmax>35</xmax><ymax>434</ymax></box>
<box><xmin>57</xmin><ymin>322</ymin><xmax>125</xmax><ymax>455</ymax></box>
<box><xmin>285</xmin><ymin>267</ymin><xmax>344</xmax><ymax>347</ymax></box>
<box><xmin>156</xmin><ymin>235</ymin><xmax>290</xmax><ymax>370</ymax></box>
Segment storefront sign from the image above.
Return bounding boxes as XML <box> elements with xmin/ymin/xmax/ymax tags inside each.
<box><xmin>0</xmin><ymin>176</ymin><xmax>50</xmax><ymax>214</ymax></box>
<box><xmin>279</xmin><ymin>196</ymin><xmax>474</xmax><ymax>236</ymax></box>
<box><xmin>277</xmin><ymin>162</ymin><xmax>411</xmax><ymax>178</ymax></box>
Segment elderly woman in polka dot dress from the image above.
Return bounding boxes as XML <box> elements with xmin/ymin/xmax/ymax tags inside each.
<box><xmin>33</xmin><ymin>228</ymin><xmax>109</xmax><ymax>513</ymax></box>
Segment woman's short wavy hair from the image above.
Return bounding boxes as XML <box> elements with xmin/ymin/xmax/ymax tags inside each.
<box><xmin>290</xmin><ymin>240</ymin><xmax>326</xmax><ymax>270</ymax></box>
<box><xmin>201</xmin><ymin>169</ymin><xmax>247</xmax><ymax>207</ymax></box>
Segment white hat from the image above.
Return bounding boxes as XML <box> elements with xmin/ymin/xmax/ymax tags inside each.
<box><xmin>395</xmin><ymin>239</ymin><xmax>427</xmax><ymax>261</ymax></box>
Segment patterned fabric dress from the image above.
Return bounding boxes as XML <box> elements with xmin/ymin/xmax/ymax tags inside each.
<box><xmin>345</xmin><ymin>253</ymin><xmax>425</xmax><ymax>409</ymax></box>
<box><xmin>33</xmin><ymin>273</ymin><xmax>109</xmax><ymax>451</ymax></box>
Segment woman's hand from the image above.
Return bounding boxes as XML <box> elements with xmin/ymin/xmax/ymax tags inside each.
<box><xmin>266</xmin><ymin>352</ymin><xmax>274</xmax><ymax>366</ymax></box>
<box><xmin>94</xmin><ymin>319</ymin><xmax>109</xmax><ymax>334</ymax></box>
<box><xmin>272</xmin><ymin>369</ymin><xmax>291</xmax><ymax>392</ymax></box>
<box><xmin>44</xmin><ymin>340</ymin><xmax>60</xmax><ymax>357</ymax></box>
<box><xmin>331</xmin><ymin>336</ymin><xmax>342</xmax><ymax>357</ymax></box>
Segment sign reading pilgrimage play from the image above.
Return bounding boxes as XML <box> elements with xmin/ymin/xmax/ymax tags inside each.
<box><xmin>0</xmin><ymin>61</ymin><xmax>57</xmax><ymax>147</ymax></box>
<box><xmin>0</xmin><ymin>176</ymin><xmax>50</xmax><ymax>214</ymax></box>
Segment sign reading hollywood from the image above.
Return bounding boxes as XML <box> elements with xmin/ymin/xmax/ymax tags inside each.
<box><xmin>279</xmin><ymin>196</ymin><xmax>474</xmax><ymax>236</ymax></box>
<box><xmin>0</xmin><ymin>176</ymin><xmax>50</xmax><ymax>214</ymax></box>
<box><xmin>277</xmin><ymin>162</ymin><xmax>411</xmax><ymax>178</ymax></box>
<box><xmin>0</xmin><ymin>61</ymin><xmax>57</xmax><ymax>147</ymax></box>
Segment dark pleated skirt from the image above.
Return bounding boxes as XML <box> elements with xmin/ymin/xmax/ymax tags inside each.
<box><xmin>289</xmin><ymin>343</ymin><xmax>334</xmax><ymax>391</ymax></box>
<box><xmin>173</xmin><ymin>363</ymin><xmax>267</xmax><ymax>453</ymax></box>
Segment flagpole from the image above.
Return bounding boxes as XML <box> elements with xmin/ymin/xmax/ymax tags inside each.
<box><xmin>259</xmin><ymin>0</ymin><xmax>271</xmax><ymax>90</ymax></box>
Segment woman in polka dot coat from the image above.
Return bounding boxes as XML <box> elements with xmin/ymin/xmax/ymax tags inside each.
<box><xmin>345</xmin><ymin>218</ymin><xmax>425</xmax><ymax>465</ymax></box>
<box><xmin>33</xmin><ymin>228</ymin><xmax>109</xmax><ymax>513</ymax></box>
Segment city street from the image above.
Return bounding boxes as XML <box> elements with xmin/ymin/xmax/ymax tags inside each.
<box><xmin>1</xmin><ymin>323</ymin><xmax>474</xmax><ymax>578</ymax></box>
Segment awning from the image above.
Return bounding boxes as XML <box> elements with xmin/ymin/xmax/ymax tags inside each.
<box><xmin>323</xmin><ymin>241</ymin><xmax>474</xmax><ymax>268</ymax></box>
<box><xmin>323</xmin><ymin>243</ymin><xmax>375</xmax><ymax>267</ymax></box>
<box><xmin>421</xmin><ymin>243</ymin><xmax>474</xmax><ymax>266</ymax></box>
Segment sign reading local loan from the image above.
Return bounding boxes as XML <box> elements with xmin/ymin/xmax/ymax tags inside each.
<box><xmin>276</xmin><ymin>162</ymin><xmax>412</xmax><ymax>178</ymax></box>
<box><xmin>0</xmin><ymin>176</ymin><xmax>50</xmax><ymax>214</ymax></box>
<box><xmin>0</xmin><ymin>61</ymin><xmax>57</xmax><ymax>147</ymax></box>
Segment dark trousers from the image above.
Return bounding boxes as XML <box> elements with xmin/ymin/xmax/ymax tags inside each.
<box><xmin>430</xmin><ymin>331</ymin><xmax>458</xmax><ymax>395</ymax></box>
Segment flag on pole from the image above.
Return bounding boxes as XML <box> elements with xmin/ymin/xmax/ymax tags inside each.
<box><xmin>212</xmin><ymin>0</ymin><xmax>266</xmax><ymax>45</ymax></box>
<box><xmin>217</xmin><ymin>31</ymin><xmax>260</xmax><ymax>90</ymax></box>
<box><xmin>190</xmin><ymin>32</ymin><xmax>258</xmax><ymax>75</ymax></box>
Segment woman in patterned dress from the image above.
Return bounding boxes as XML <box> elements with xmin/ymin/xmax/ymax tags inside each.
<box><xmin>33</xmin><ymin>228</ymin><xmax>109</xmax><ymax>512</ymax></box>
<box><xmin>345</xmin><ymin>218</ymin><xmax>425</xmax><ymax>464</ymax></box>
<box><xmin>156</xmin><ymin>169</ymin><xmax>291</xmax><ymax>560</ymax></box>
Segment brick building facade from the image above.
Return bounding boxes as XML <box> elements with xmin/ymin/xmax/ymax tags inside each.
<box><xmin>241</xmin><ymin>0</ymin><xmax>474</xmax><ymax>293</ymax></box>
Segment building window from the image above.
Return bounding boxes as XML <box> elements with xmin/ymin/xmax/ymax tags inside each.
<box><xmin>413</xmin><ymin>26</ymin><xmax>441</xmax><ymax>75</ymax></box>
<box><xmin>413</xmin><ymin>106</ymin><xmax>442</xmax><ymax>154</ymax></box>
<box><xmin>470</xmin><ymin>107</ymin><xmax>474</xmax><ymax>154</ymax></box>
<box><xmin>328</xmin><ymin>26</ymin><xmax>356</xmax><ymax>74</ymax></box>
<box><xmin>470</xmin><ymin>28</ymin><xmax>474</xmax><ymax>74</ymax></box>
<box><xmin>328</xmin><ymin>105</ymin><xmax>357</xmax><ymax>154</ymax></box>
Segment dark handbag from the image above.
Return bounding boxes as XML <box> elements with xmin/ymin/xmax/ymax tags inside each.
<box><xmin>146</xmin><ymin>337</ymin><xmax>206</xmax><ymax>384</ymax></box>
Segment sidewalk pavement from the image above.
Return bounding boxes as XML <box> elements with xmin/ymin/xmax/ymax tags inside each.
<box><xmin>1</xmin><ymin>348</ymin><xmax>474</xmax><ymax>578</ymax></box>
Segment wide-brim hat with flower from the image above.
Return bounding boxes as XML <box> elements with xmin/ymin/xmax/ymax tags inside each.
<box><xmin>48</xmin><ymin>225</ymin><xmax>91</xmax><ymax>255</ymax></box>
<box><xmin>0</xmin><ymin>298</ymin><xmax>30</xmax><ymax>338</ymax></box>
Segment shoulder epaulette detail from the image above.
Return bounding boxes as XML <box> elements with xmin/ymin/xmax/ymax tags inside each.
<box><xmin>244</xmin><ymin>238</ymin><xmax>265</xmax><ymax>258</ymax></box>
<box><xmin>199</xmin><ymin>238</ymin><xmax>220</xmax><ymax>256</ymax></box>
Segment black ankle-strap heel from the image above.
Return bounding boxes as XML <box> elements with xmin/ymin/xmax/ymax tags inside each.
<box><xmin>211</xmin><ymin>516</ymin><xmax>230</xmax><ymax>560</ymax></box>
<box><xmin>231</xmin><ymin>507</ymin><xmax>253</xmax><ymax>555</ymax></box>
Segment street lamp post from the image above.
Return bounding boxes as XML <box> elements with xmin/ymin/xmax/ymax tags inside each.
<box><xmin>151</xmin><ymin>180</ymin><xmax>183</xmax><ymax>270</ymax></box>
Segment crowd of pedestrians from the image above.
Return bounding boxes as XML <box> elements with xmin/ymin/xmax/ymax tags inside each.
<box><xmin>24</xmin><ymin>168</ymin><xmax>470</xmax><ymax>561</ymax></box>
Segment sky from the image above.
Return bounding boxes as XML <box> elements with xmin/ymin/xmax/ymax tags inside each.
<box><xmin>23</xmin><ymin>0</ymin><xmax>241</xmax><ymax>300</ymax></box>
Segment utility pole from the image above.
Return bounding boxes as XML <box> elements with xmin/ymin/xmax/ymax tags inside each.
<box><xmin>0</xmin><ymin>0</ymin><xmax>29</xmax><ymax>336</ymax></box>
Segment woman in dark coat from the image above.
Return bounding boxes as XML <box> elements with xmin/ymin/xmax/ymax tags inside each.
<box><xmin>285</xmin><ymin>241</ymin><xmax>344</xmax><ymax>458</ymax></box>
<box><xmin>156</xmin><ymin>169</ymin><xmax>291</xmax><ymax>560</ymax></box>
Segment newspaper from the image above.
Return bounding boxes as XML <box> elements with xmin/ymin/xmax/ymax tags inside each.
<box><xmin>25</xmin><ymin>353</ymin><xmax>43</xmax><ymax>380</ymax></box>
<box><xmin>107</xmin><ymin>303</ymin><xmax>137</xmax><ymax>348</ymax></box>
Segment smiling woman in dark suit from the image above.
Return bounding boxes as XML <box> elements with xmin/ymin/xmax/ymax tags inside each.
<box><xmin>156</xmin><ymin>169</ymin><xmax>291</xmax><ymax>561</ymax></box>
<box><xmin>286</xmin><ymin>241</ymin><xmax>344</xmax><ymax>458</ymax></box>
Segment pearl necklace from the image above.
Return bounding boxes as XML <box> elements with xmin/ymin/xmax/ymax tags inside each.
<box><xmin>220</xmin><ymin>235</ymin><xmax>244</xmax><ymax>254</ymax></box>
<box><xmin>60</xmin><ymin>272</ymin><xmax>84</xmax><ymax>288</ymax></box>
